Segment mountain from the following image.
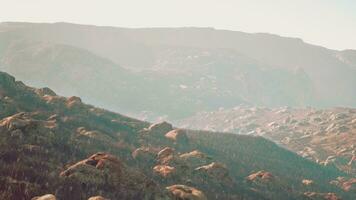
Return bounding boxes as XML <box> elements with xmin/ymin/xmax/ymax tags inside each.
<box><xmin>1</xmin><ymin>71</ymin><xmax>355</xmax><ymax>199</ymax></box>
<box><xmin>0</xmin><ymin>22</ymin><xmax>355</xmax><ymax>120</ymax></box>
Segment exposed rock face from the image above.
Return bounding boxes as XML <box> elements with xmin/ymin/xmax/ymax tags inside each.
<box><xmin>60</xmin><ymin>152</ymin><xmax>123</xmax><ymax>177</ymax></box>
<box><xmin>179</xmin><ymin>150</ymin><xmax>210</xmax><ymax>167</ymax></box>
<box><xmin>153</xmin><ymin>165</ymin><xmax>176</xmax><ymax>177</ymax></box>
<box><xmin>59</xmin><ymin>153</ymin><xmax>169</xmax><ymax>200</ymax></box>
<box><xmin>87</xmin><ymin>196</ymin><xmax>108</xmax><ymax>200</ymax></box>
<box><xmin>139</xmin><ymin>122</ymin><xmax>175</xmax><ymax>146</ymax></box>
<box><xmin>35</xmin><ymin>87</ymin><xmax>56</xmax><ymax>96</ymax></box>
<box><xmin>304</xmin><ymin>192</ymin><xmax>341</xmax><ymax>200</ymax></box>
<box><xmin>157</xmin><ymin>147</ymin><xmax>175</xmax><ymax>165</ymax></box>
<box><xmin>165</xmin><ymin>129</ymin><xmax>189</xmax><ymax>144</ymax></box>
<box><xmin>0</xmin><ymin>112</ymin><xmax>34</xmax><ymax>131</ymax></box>
<box><xmin>303</xmin><ymin>179</ymin><xmax>314</xmax><ymax>186</ymax></box>
<box><xmin>147</xmin><ymin>121</ymin><xmax>173</xmax><ymax>135</ymax></box>
<box><xmin>178</xmin><ymin>106</ymin><xmax>356</xmax><ymax>175</ymax></box>
<box><xmin>247</xmin><ymin>171</ymin><xmax>274</xmax><ymax>182</ymax></box>
<box><xmin>66</xmin><ymin>96</ymin><xmax>82</xmax><ymax>108</ymax></box>
<box><xmin>31</xmin><ymin>194</ymin><xmax>56</xmax><ymax>200</ymax></box>
<box><xmin>166</xmin><ymin>185</ymin><xmax>207</xmax><ymax>200</ymax></box>
<box><xmin>330</xmin><ymin>177</ymin><xmax>356</xmax><ymax>192</ymax></box>
<box><xmin>195</xmin><ymin>162</ymin><xmax>230</xmax><ymax>181</ymax></box>
<box><xmin>132</xmin><ymin>147</ymin><xmax>157</xmax><ymax>162</ymax></box>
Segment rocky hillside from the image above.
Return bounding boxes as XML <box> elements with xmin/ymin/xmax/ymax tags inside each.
<box><xmin>1</xmin><ymin>22</ymin><xmax>355</xmax><ymax>120</ymax></box>
<box><xmin>177</xmin><ymin>106</ymin><xmax>356</xmax><ymax>179</ymax></box>
<box><xmin>1</xmin><ymin>71</ymin><xmax>355</xmax><ymax>199</ymax></box>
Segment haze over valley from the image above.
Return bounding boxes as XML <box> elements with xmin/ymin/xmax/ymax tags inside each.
<box><xmin>0</xmin><ymin>1</ymin><xmax>356</xmax><ymax>199</ymax></box>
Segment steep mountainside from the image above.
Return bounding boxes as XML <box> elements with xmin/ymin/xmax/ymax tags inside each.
<box><xmin>0</xmin><ymin>22</ymin><xmax>355</xmax><ymax>120</ymax></box>
<box><xmin>1</xmin><ymin>71</ymin><xmax>354</xmax><ymax>199</ymax></box>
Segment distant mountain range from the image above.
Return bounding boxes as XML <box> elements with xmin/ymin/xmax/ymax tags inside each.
<box><xmin>0</xmin><ymin>22</ymin><xmax>355</xmax><ymax>120</ymax></box>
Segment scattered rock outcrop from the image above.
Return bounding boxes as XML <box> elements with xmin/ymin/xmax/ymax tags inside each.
<box><xmin>145</xmin><ymin>121</ymin><xmax>173</xmax><ymax>135</ymax></box>
<box><xmin>165</xmin><ymin>129</ymin><xmax>189</xmax><ymax>144</ymax></box>
<box><xmin>330</xmin><ymin>177</ymin><xmax>356</xmax><ymax>192</ymax></box>
<box><xmin>154</xmin><ymin>165</ymin><xmax>176</xmax><ymax>178</ymax></box>
<box><xmin>304</xmin><ymin>192</ymin><xmax>341</xmax><ymax>200</ymax></box>
<box><xmin>87</xmin><ymin>196</ymin><xmax>108</xmax><ymax>200</ymax></box>
<box><xmin>1</xmin><ymin>71</ymin><xmax>354</xmax><ymax>200</ymax></box>
<box><xmin>132</xmin><ymin>147</ymin><xmax>157</xmax><ymax>162</ymax></box>
<box><xmin>60</xmin><ymin>152</ymin><xmax>123</xmax><ymax>177</ymax></box>
<box><xmin>157</xmin><ymin>147</ymin><xmax>175</xmax><ymax>165</ymax></box>
<box><xmin>247</xmin><ymin>170</ymin><xmax>274</xmax><ymax>182</ymax></box>
<box><xmin>66</xmin><ymin>96</ymin><xmax>82</xmax><ymax>108</ymax></box>
<box><xmin>195</xmin><ymin>162</ymin><xmax>230</xmax><ymax>180</ymax></box>
<box><xmin>0</xmin><ymin>112</ymin><xmax>34</xmax><ymax>131</ymax></box>
<box><xmin>166</xmin><ymin>185</ymin><xmax>207</xmax><ymax>200</ymax></box>
<box><xmin>59</xmin><ymin>152</ymin><xmax>169</xmax><ymax>200</ymax></box>
<box><xmin>31</xmin><ymin>194</ymin><xmax>56</xmax><ymax>200</ymax></box>
<box><xmin>178</xmin><ymin>106</ymin><xmax>356</xmax><ymax>175</ymax></box>
<box><xmin>35</xmin><ymin>87</ymin><xmax>56</xmax><ymax>96</ymax></box>
<box><xmin>303</xmin><ymin>179</ymin><xmax>314</xmax><ymax>186</ymax></box>
<box><xmin>179</xmin><ymin>150</ymin><xmax>210</xmax><ymax>167</ymax></box>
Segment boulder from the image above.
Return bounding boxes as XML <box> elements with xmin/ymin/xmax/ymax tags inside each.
<box><xmin>88</xmin><ymin>196</ymin><xmax>108</xmax><ymax>200</ymax></box>
<box><xmin>179</xmin><ymin>150</ymin><xmax>210</xmax><ymax>167</ymax></box>
<box><xmin>146</xmin><ymin>121</ymin><xmax>173</xmax><ymax>135</ymax></box>
<box><xmin>153</xmin><ymin>165</ymin><xmax>176</xmax><ymax>177</ymax></box>
<box><xmin>302</xmin><ymin>179</ymin><xmax>314</xmax><ymax>186</ymax></box>
<box><xmin>0</xmin><ymin>112</ymin><xmax>32</xmax><ymax>131</ymax></box>
<box><xmin>348</xmin><ymin>155</ymin><xmax>355</xmax><ymax>166</ymax></box>
<box><xmin>165</xmin><ymin>129</ymin><xmax>189</xmax><ymax>144</ymax></box>
<box><xmin>157</xmin><ymin>147</ymin><xmax>175</xmax><ymax>165</ymax></box>
<box><xmin>31</xmin><ymin>194</ymin><xmax>56</xmax><ymax>200</ymax></box>
<box><xmin>341</xmin><ymin>178</ymin><xmax>356</xmax><ymax>192</ymax></box>
<box><xmin>247</xmin><ymin>170</ymin><xmax>274</xmax><ymax>182</ymax></box>
<box><xmin>35</xmin><ymin>87</ymin><xmax>56</xmax><ymax>96</ymax></box>
<box><xmin>60</xmin><ymin>152</ymin><xmax>123</xmax><ymax>178</ymax></box>
<box><xmin>304</xmin><ymin>192</ymin><xmax>341</xmax><ymax>200</ymax></box>
<box><xmin>59</xmin><ymin>152</ymin><xmax>169</xmax><ymax>200</ymax></box>
<box><xmin>132</xmin><ymin>147</ymin><xmax>157</xmax><ymax>162</ymax></box>
<box><xmin>330</xmin><ymin>177</ymin><xmax>356</xmax><ymax>192</ymax></box>
<box><xmin>166</xmin><ymin>185</ymin><xmax>207</xmax><ymax>200</ymax></box>
<box><xmin>195</xmin><ymin>162</ymin><xmax>231</xmax><ymax>183</ymax></box>
<box><xmin>66</xmin><ymin>96</ymin><xmax>82</xmax><ymax>108</ymax></box>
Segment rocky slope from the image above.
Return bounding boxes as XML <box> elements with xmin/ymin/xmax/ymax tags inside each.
<box><xmin>177</xmin><ymin>106</ymin><xmax>356</xmax><ymax>178</ymax></box>
<box><xmin>1</xmin><ymin>22</ymin><xmax>355</xmax><ymax>120</ymax></box>
<box><xmin>1</xmin><ymin>71</ymin><xmax>355</xmax><ymax>199</ymax></box>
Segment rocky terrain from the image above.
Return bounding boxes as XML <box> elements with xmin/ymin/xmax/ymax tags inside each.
<box><xmin>177</xmin><ymin>106</ymin><xmax>356</xmax><ymax>178</ymax></box>
<box><xmin>1</xmin><ymin>71</ymin><xmax>355</xmax><ymax>199</ymax></box>
<box><xmin>0</xmin><ymin>22</ymin><xmax>355</xmax><ymax>121</ymax></box>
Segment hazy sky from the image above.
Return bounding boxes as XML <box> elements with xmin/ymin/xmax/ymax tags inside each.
<box><xmin>1</xmin><ymin>0</ymin><xmax>355</xmax><ymax>50</ymax></box>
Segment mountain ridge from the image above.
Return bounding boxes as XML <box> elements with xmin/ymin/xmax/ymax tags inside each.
<box><xmin>1</xmin><ymin>21</ymin><xmax>347</xmax><ymax>51</ymax></box>
<box><xmin>0</xmin><ymin>22</ymin><xmax>355</xmax><ymax>119</ymax></box>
